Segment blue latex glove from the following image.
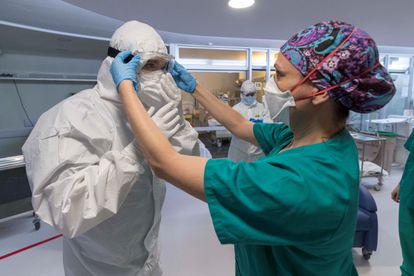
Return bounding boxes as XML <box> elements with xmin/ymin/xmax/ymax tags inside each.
<box><xmin>249</xmin><ymin>118</ymin><xmax>264</xmax><ymax>123</ymax></box>
<box><xmin>110</xmin><ymin>50</ymin><xmax>141</xmax><ymax>92</ymax></box>
<box><xmin>169</xmin><ymin>61</ymin><xmax>196</xmax><ymax>93</ymax></box>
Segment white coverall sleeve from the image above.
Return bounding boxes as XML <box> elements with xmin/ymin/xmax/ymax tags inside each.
<box><xmin>22</xmin><ymin>107</ymin><xmax>145</xmax><ymax>238</ymax></box>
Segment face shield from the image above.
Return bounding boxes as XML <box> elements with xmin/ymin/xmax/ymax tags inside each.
<box><xmin>107</xmin><ymin>47</ymin><xmax>175</xmax><ymax>72</ymax></box>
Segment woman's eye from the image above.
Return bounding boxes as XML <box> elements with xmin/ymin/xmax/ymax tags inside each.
<box><xmin>143</xmin><ymin>62</ymin><xmax>157</xmax><ymax>70</ymax></box>
<box><xmin>276</xmin><ymin>70</ymin><xmax>284</xmax><ymax>78</ymax></box>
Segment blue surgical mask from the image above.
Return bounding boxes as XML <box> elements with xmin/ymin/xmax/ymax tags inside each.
<box><xmin>241</xmin><ymin>95</ymin><xmax>256</xmax><ymax>106</ymax></box>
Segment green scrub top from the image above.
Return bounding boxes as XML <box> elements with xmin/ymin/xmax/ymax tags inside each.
<box><xmin>399</xmin><ymin>129</ymin><xmax>414</xmax><ymax>276</ymax></box>
<box><xmin>204</xmin><ymin>123</ymin><xmax>360</xmax><ymax>276</ymax></box>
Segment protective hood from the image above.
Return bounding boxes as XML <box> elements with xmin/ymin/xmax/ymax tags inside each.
<box><xmin>110</xmin><ymin>20</ymin><xmax>167</xmax><ymax>55</ymax></box>
<box><xmin>96</xmin><ymin>20</ymin><xmax>168</xmax><ymax>103</ymax></box>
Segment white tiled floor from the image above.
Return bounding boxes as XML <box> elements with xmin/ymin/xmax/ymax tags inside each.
<box><xmin>0</xmin><ymin>169</ymin><xmax>404</xmax><ymax>276</ymax></box>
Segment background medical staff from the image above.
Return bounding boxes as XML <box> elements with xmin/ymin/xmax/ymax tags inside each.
<box><xmin>392</xmin><ymin>129</ymin><xmax>414</xmax><ymax>276</ymax></box>
<box><xmin>228</xmin><ymin>80</ymin><xmax>271</xmax><ymax>162</ymax></box>
<box><xmin>111</xmin><ymin>21</ymin><xmax>396</xmax><ymax>275</ymax></box>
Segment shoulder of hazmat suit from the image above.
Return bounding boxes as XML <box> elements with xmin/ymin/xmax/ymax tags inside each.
<box><xmin>22</xmin><ymin>20</ymin><xmax>199</xmax><ymax>276</ymax></box>
<box><xmin>22</xmin><ymin>88</ymin><xmax>144</xmax><ymax>237</ymax></box>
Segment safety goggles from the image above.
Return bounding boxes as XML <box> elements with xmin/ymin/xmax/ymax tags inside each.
<box><xmin>107</xmin><ymin>47</ymin><xmax>174</xmax><ymax>72</ymax></box>
<box><xmin>243</xmin><ymin>92</ymin><xmax>256</xmax><ymax>97</ymax></box>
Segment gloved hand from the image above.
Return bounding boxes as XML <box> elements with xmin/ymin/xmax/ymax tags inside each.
<box><xmin>147</xmin><ymin>102</ymin><xmax>181</xmax><ymax>139</ymax></box>
<box><xmin>249</xmin><ymin>118</ymin><xmax>264</xmax><ymax>123</ymax></box>
<box><xmin>110</xmin><ymin>50</ymin><xmax>141</xmax><ymax>92</ymax></box>
<box><xmin>169</xmin><ymin>61</ymin><xmax>197</xmax><ymax>93</ymax></box>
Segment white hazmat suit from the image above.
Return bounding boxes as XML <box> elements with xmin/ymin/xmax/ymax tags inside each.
<box><xmin>22</xmin><ymin>21</ymin><xmax>199</xmax><ymax>276</ymax></box>
<box><xmin>228</xmin><ymin>80</ymin><xmax>270</xmax><ymax>162</ymax></box>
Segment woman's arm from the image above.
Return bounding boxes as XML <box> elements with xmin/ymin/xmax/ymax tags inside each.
<box><xmin>192</xmin><ymin>84</ymin><xmax>258</xmax><ymax>146</ymax></box>
<box><xmin>169</xmin><ymin>61</ymin><xmax>258</xmax><ymax>146</ymax></box>
<box><xmin>119</xmin><ymin>80</ymin><xmax>208</xmax><ymax>201</ymax></box>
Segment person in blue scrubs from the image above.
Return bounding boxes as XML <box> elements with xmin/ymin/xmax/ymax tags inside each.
<box><xmin>111</xmin><ymin>21</ymin><xmax>396</xmax><ymax>275</ymax></box>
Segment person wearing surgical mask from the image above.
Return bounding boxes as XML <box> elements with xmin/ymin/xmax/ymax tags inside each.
<box><xmin>113</xmin><ymin>21</ymin><xmax>396</xmax><ymax>275</ymax></box>
<box><xmin>22</xmin><ymin>21</ymin><xmax>199</xmax><ymax>276</ymax></box>
<box><xmin>262</xmin><ymin>76</ymin><xmax>293</xmax><ymax>125</ymax></box>
<box><xmin>228</xmin><ymin>80</ymin><xmax>271</xmax><ymax>162</ymax></box>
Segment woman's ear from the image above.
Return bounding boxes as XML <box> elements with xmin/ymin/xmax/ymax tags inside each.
<box><xmin>312</xmin><ymin>90</ymin><xmax>330</xmax><ymax>106</ymax></box>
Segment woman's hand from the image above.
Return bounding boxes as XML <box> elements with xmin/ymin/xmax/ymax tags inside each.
<box><xmin>169</xmin><ymin>61</ymin><xmax>197</xmax><ymax>93</ymax></box>
<box><xmin>110</xmin><ymin>50</ymin><xmax>141</xmax><ymax>92</ymax></box>
<box><xmin>391</xmin><ymin>183</ymin><xmax>400</xmax><ymax>203</ymax></box>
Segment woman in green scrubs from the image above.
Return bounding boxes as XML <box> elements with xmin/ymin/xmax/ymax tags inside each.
<box><xmin>110</xmin><ymin>21</ymin><xmax>396</xmax><ymax>275</ymax></box>
<box><xmin>392</xmin><ymin>130</ymin><xmax>414</xmax><ymax>276</ymax></box>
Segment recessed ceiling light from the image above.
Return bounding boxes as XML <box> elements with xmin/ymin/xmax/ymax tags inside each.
<box><xmin>228</xmin><ymin>0</ymin><xmax>255</xmax><ymax>9</ymax></box>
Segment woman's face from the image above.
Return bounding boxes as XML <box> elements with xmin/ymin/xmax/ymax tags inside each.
<box><xmin>274</xmin><ymin>54</ymin><xmax>302</xmax><ymax>91</ymax></box>
<box><xmin>274</xmin><ymin>54</ymin><xmax>316</xmax><ymax>98</ymax></box>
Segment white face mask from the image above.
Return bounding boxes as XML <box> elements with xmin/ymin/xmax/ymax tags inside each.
<box><xmin>263</xmin><ymin>78</ymin><xmax>296</xmax><ymax>121</ymax></box>
<box><xmin>139</xmin><ymin>70</ymin><xmax>164</xmax><ymax>81</ymax></box>
<box><xmin>138</xmin><ymin>71</ymin><xmax>169</xmax><ymax>109</ymax></box>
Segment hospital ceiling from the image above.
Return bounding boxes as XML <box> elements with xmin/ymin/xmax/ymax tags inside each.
<box><xmin>65</xmin><ymin>0</ymin><xmax>414</xmax><ymax>47</ymax></box>
<box><xmin>1</xmin><ymin>0</ymin><xmax>414</xmax><ymax>57</ymax></box>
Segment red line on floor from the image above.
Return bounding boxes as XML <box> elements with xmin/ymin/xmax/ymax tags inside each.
<box><xmin>0</xmin><ymin>234</ymin><xmax>63</xmax><ymax>260</ymax></box>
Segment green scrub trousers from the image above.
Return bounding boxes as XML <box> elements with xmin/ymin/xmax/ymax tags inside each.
<box><xmin>204</xmin><ymin>123</ymin><xmax>360</xmax><ymax>275</ymax></box>
<box><xmin>399</xmin><ymin>130</ymin><xmax>414</xmax><ymax>276</ymax></box>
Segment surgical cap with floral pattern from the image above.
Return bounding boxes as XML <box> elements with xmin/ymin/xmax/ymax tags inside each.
<box><xmin>281</xmin><ymin>21</ymin><xmax>396</xmax><ymax>113</ymax></box>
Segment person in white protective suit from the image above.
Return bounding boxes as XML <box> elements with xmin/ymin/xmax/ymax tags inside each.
<box><xmin>22</xmin><ymin>21</ymin><xmax>199</xmax><ymax>276</ymax></box>
<box><xmin>227</xmin><ymin>80</ymin><xmax>271</xmax><ymax>162</ymax></box>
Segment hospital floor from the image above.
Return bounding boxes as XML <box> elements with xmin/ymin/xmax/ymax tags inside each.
<box><xmin>0</xmin><ymin>168</ymin><xmax>404</xmax><ymax>276</ymax></box>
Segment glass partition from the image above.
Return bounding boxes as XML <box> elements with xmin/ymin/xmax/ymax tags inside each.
<box><xmin>252</xmin><ymin>70</ymin><xmax>266</xmax><ymax>102</ymax></box>
<box><xmin>270</xmin><ymin>50</ymin><xmax>279</xmax><ymax>70</ymax></box>
<box><xmin>388</xmin><ymin>56</ymin><xmax>410</xmax><ymax>72</ymax></box>
<box><xmin>182</xmin><ymin>71</ymin><xmax>247</xmax><ymax>127</ymax></box>
<box><xmin>178</xmin><ymin>47</ymin><xmax>247</xmax><ymax>70</ymax></box>
<box><xmin>252</xmin><ymin>50</ymin><xmax>267</xmax><ymax>68</ymax></box>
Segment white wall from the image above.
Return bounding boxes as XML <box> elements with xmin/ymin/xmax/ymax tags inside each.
<box><xmin>0</xmin><ymin>53</ymin><xmax>99</xmax><ymax>157</ymax></box>
<box><xmin>0</xmin><ymin>53</ymin><xmax>101</xmax><ymax>78</ymax></box>
<box><xmin>0</xmin><ymin>79</ymin><xmax>95</xmax><ymax>157</ymax></box>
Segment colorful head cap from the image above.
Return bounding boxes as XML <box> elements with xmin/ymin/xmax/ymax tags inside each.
<box><xmin>281</xmin><ymin>21</ymin><xmax>396</xmax><ymax>113</ymax></box>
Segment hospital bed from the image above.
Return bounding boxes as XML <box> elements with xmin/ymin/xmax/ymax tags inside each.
<box><xmin>351</xmin><ymin>132</ymin><xmax>387</xmax><ymax>191</ymax></box>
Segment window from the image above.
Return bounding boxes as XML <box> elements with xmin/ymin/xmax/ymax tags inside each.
<box><xmin>388</xmin><ymin>56</ymin><xmax>410</xmax><ymax>72</ymax></box>
<box><xmin>270</xmin><ymin>50</ymin><xmax>279</xmax><ymax>70</ymax></box>
<box><xmin>252</xmin><ymin>50</ymin><xmax>267</xmax><ymax>68</ymax></box>
<box><xmin>182</xmin><ymin>71</ymin><xmax>247</xmax><ymax>127</ymax></box>
<box><xmin>252</xmin><ymin>70</ymin><xmax>266</xmax><ymax>103</ymax></box>
<box><xmin>178</xmin><ymin>47</ymin><xmax>247</xmax><ymax>70</ymax></box>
